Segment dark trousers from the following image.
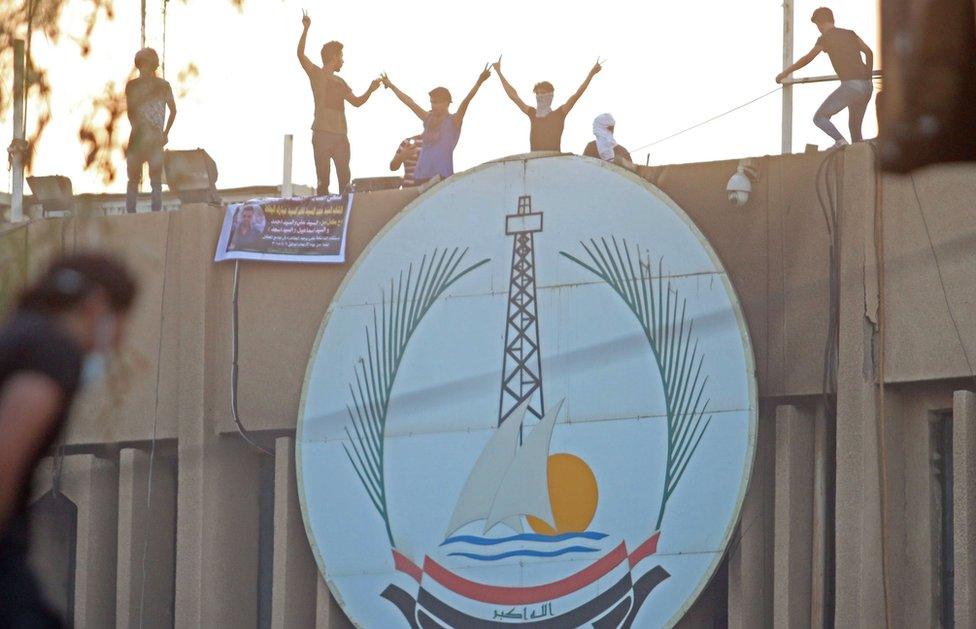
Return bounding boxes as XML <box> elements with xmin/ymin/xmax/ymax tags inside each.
<box><xmin>312</xmin><ymin>131</ymin><xmax>350</xmax><ymax>196</ymax></box>
<box><xmin>0</xmin><ymin>552</ymin><xmax>64</xmax><ymax>629</ymax></box>
<box><xmin>125</xmin><ymin>136</ymin><xmax>164</xmax><ymax>213</ymax></box>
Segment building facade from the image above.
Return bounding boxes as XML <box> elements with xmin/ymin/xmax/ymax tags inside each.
<box><xmin>2</xmin><ymin>145</ymin><xmax>975</xmax><ymax>627</ymax></box>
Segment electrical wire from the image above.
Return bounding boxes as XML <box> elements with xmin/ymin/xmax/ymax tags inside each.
<box><xmin>725</xmin><ymin>509</ymin><xmax>762</xmax><ymax>563</ymax></box>
<box><xmin>815</xmin><ymin>147</ymin><xmax>841</xmax><ymax>420</ymax></box>
<box><xmin>631</xmin><ymin>86</ymin><xmax>783</xmax><ymax>155</ymax></box>
<box><xmin>137</xmin><ymin>403</ymin><xmax>159</xmax><ymax>629</ymax></box>
<box><xmin>818</xmin><ymin>143</ymin><xmax>894</xmax><ymax>628</ymax></box>
<box><xmin>814</xmin><ymin>146</ymin><xmax>843</xmax><ymax>624</ymax></box>
<box><xmin>910</xmin><ymin>175</ymin><xmax>976</xmax><ymax>380</ymax></box>
<box><xmin>49</xmin><ymin>436</ymin><xmax>66</xmax><ymax>494</ymax></box>
<box><xmin>869</xmin><ymin>144</ymin><xmax>893</xmax><ymax>629</ymax></box>
<box><xmin>231</xmin><ymin>261</ymin><xmax>273</xmax><ymax>456</ymax></box>
<box><xmin>49</xmin><ymin>218</ymin><xmax>69</xmax><ymax>495</ymax></box>
<box><xmin>138</xmin><ymin>212</ymin><xmax>174</xmax><ymax>627</ymax></box>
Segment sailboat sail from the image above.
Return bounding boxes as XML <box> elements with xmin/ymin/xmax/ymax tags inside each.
<box><xmin>484</xmin><ymin>399</ymin><xmax>565</xmax><ymax>532</ymax></box>
<box><xmin>444</xmin><ymin>400</ymin><xmax>530</xmax><ymax>537</ymax></box>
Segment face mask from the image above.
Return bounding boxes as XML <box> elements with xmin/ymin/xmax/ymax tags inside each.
<box><xmin>535</xmin><ymin>93</ymin><xmax>554</xmax><ymax>117</ymax></box>
<box><xmin>80</xmin><ymin>352</ymin><xmax>107</xmax><ymax>387</ymax></box>
<box><xmin>81</xmin><ymin>314</ymin><xmax>117</xmax><ymax>387</ymax></box>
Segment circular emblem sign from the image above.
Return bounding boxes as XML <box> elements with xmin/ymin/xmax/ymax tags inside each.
<box><xmin>298</xmin><ymin>155</ymin><xmax>757</xmax><ymax>627</ymax></box>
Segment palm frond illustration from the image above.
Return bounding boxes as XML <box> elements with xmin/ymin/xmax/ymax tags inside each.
<box><xmin>344</xmin><ymin>247</ymin><xmax>490</xmax><ymax>548</ymax></box>
<box><xmin>560</xmin><ymin>237</ymin><xmax>711</xmax><ymax>531</ymax></box>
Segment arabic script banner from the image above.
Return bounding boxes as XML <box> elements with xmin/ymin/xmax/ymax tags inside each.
<box><xmin>214</xmin><ymin>194</ymin><xmax>353</xmax><ymax>263</ymax></box>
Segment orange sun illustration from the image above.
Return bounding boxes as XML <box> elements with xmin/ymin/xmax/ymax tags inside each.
<box><xmin>527</xmin><ymin>453</ymin><xmax>599</xmax><ymax>535</ymax></box>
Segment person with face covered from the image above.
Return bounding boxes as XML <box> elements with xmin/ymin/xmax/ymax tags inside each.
<box><xmin>492</xmin><ymin>57</ymin><xmax>602</xmax><ymax>152</ymax></box>
<box><xmin>584</xmin><ymin>113</ymin><xmax>636</xmax><ymax>171</ymax></box>
<box><xmin>381</xmin><ymin>65</ymin><xmax>492</xmax><ymax>184</ymax></box>
<box><xmin>0</xmin><ymin>253</ymin><xmax>137</xmax><ymax>628</ymax></box>
<box><xmin>298</xmin><ymin>11</ymin><xmax>382</xmax><ymax>195</ymax></box>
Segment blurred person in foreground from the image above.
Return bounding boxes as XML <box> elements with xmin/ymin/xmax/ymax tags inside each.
<box><xmin>125</xmin><ymin>47</ymin><xmax>177</xmax><ymax>213</ymax></box>
<box><xmin>584</xmin><ymin>113</ymin><xmax>636</xmax><ymax>171</ymax></box>
<box><xmin>382</xmin><ymin>65</ymin><xmax>492</xmax><ymax>185</ymax></box>
<box><xmin>492</xmin><ymin>56</ymin><xmax>602</xmax><ymax>152</ymax></box>
<box><xmin>0</xmin><ymin>253</ymin><xmax>137</xmax><ymax>627</ymax></box>
<box><xmin>776</xmin><ymin>7</ymin><xmax>874</xmax><ymax>149</ymax></box>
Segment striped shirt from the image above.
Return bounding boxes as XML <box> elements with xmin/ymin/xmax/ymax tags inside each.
<box><xmin>393</xmin><ymin>135</ymin><xmax>424</xmax><ymax>187</ymax></box>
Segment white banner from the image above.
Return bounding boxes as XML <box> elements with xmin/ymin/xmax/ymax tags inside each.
<box><xmin>214</xmin><ymin>194</ymin><xmax>353</xmax><ymax>264</ymax></box>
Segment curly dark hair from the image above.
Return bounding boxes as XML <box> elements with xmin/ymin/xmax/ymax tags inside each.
<box><xmin>321</xmin><ymin>41</ymin><xmax>343</xmax><ymax>65</ymax></box>
<box><xmin>18</xmin><ymin>252</ymin><xmax>137</xmax><ymax>314</ymax></box>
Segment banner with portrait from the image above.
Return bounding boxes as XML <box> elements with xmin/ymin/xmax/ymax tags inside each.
<box><xmin>214</xmin><ymin>194</ymin><xmax>354</xmax><ymax>263</ymax></box>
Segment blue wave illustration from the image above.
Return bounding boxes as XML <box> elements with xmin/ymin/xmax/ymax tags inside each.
<box><xmin>441</xmin><ymin>531</ymin><xmax>607</xmax><ymax>546</ymax></box>
<box><xmin>448</xmin><ymin>546</ymin><xmax>601</xmax><ymax>561</ymax></box>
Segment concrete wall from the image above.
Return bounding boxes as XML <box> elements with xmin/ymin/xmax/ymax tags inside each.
<box><xmin>7</xmin><ymin>147</ymin><xmax>976</xmax><ymax>626</ymax></box>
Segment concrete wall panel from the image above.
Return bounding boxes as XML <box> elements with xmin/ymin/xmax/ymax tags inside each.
<box><xmin>773</xmin><ymin>405</ymin><xmax>814</xmax><ymax>629</ymax></box>
<box><xmin>882</xmin><ymin>164</ymin><xmax>976</xmax><ymax>382</ymax></box>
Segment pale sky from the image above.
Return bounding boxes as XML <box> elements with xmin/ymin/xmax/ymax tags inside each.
<box><xmin>2</xmin><ymin>0</ymin><xmax>879</xmax><ymax>194</ymax></box>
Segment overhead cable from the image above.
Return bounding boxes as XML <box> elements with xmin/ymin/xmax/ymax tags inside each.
<box><xmin>138</xmin><ymin>212</ymin><xmax>174</xmax><ymax>628</ymax></box>
<box><xmin>632</xmin><ymin>86</ymin><xmax>783</xmax><ymax>154</ymax></box>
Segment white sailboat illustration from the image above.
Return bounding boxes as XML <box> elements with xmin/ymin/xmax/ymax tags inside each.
<box><xmin>445</xmin><ymin>398</ymin><xmax>566</xmax><ymax>537</ymax></box>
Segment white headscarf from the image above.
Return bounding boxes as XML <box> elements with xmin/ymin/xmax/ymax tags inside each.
<box><xmin>535</xmin><ymin>92</ymin><xmax>554</xmax><ymax>117</ymax></box>
<box><xmin>593</xmin><ymin>113</ymin><xmax>617</xmax><ymax>161</ymax></box>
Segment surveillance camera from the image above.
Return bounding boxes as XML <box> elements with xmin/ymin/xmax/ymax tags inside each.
<box><xmin>728</xmin><ymin>188</ymin><xmax>750</xmax><ymax>206</ymax></box>
<box><xmin>726</xmin><ymin>162</ymin><xmax>758</xmax><ymax>207</ymax></box>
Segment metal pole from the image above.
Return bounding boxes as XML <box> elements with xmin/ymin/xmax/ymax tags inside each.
<box><xmin>788</xmin><ymin>69</ymin><xmax>883</xmax><ymax>85</ymax></box>
<box><xmin>782</xmin><ymin>0</ymin><xmax>794</xmax><ymax>155</ymax></box>
<box><xmin>162</xmin><ymin>0</ymin><xmax>169</xmax><ymax>78</ymax></box>
<box><xmin>282</xmin><ymin>134</ymin><xmax>294</xmax><ymax>197</ymax></box>
<box><xmin>11</xmin><ymin>39</ymin><xmax>25</xmax><ymax>223</ymax></box>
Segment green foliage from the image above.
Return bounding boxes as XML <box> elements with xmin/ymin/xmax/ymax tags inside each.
<box><xmin>0</xmin><ymin>0</ymin><xmax>233</xmax><ymax>180</ymax></box>
<box><xmin>344</xmin><ymin>248</ymin><xmax>489</xmax><ymax>548</ymax></box>
<box><xmin>561</xmin><ymin>237</ymin><xmax>711</xmax><ymax>531</ymax></box>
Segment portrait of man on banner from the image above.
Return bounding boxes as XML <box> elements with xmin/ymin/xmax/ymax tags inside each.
<box><xmin>228</xmin><ymin>203</ymin><xmax>267</xmax><ymax>252</ymax></box>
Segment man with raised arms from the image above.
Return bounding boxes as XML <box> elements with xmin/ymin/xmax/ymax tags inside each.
<box><xmin>382</xmin><ymin>66</ymin><xmax>492</xmax><ymax>184</ymax></box>
<box><xmin>298</xmin><ymin>11</ymin><xmax>381</xmax><ymax>195</ymax></box>
<box><xmin>493</xmin><ymin>57</ymin><xmax>602</xmax><ymax>152</ymax></box>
